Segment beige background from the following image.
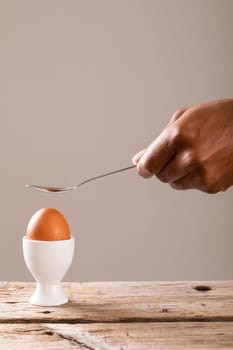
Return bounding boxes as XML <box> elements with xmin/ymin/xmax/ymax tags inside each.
<box><xmin>0</xmin><ymin>0</ymin><xmax>232</xmax><ymax>282</ymax></box>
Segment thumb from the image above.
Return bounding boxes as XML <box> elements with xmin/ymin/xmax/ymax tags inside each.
<box><xmin>131</xmin><ymin>149</ymin><xmax>146</xmax><ymax>165</ymax></box>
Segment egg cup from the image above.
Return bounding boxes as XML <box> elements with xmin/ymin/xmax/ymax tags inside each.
<box><xmin>23</xmin><ymin>236</ymin><xmax>75</xmax><ymax>306</ymax></box>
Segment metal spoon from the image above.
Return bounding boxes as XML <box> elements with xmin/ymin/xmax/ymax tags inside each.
<box><xmin>25</xmin><ymin>165</ymin><xmax>136</xmax><ymax>193</ymax></box>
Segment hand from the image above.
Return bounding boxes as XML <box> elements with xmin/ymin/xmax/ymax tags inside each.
<box><xmin>132</xmin><ymin>99</ymin><xmax>233</xmax><ymax>194</ymax></box>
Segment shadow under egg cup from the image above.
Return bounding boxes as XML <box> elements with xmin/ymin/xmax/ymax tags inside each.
<box><xmin>23</xmin><ymin>236</ymin><xmax>75</xmax><ymax>306</ymax></box>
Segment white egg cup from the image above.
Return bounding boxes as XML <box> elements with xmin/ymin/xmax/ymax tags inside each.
<box><xmin>23</xmin><ymin>236</ymin><xmax>75</xmax><ymax>306</ymax></box>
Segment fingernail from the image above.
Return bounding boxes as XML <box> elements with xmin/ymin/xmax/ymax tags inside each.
<box><xmin>131</xmin><ymin>155</ymin><xmax>139</xmax><ymax>165</ymax></box>
<box><xmin>131</xmin><ymin>150</ymin><xmax>146</xmax><ymax>165</ymax></box>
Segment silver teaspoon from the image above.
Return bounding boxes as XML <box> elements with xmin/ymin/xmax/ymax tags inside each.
<box><xmin>25</xmin><ymin>165</ymin><xmax>136</xmax><ymax>193</ymax></box>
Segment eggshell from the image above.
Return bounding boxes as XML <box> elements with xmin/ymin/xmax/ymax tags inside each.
<box><xmin>26</xmin><ymin>208</ymin><xmax>70</xmax><ymax>241</ymax></box>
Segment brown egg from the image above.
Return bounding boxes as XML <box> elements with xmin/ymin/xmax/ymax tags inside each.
<box><xmin>26</xmin><ymin>208</ymin><xmax>70</xmax><ymax>241</ymax></box>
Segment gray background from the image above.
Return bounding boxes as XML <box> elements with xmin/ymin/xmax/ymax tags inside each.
<box><xmin>0</xmin><ymin>0</ymin><xmax>232</xmax><ymax>282</ymax></box>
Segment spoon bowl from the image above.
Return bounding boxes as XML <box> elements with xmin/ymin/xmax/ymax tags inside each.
<box><xmin>25</xmin><ymin>184</ymin><xmax>77</xmax><ymax>193</ymax></box>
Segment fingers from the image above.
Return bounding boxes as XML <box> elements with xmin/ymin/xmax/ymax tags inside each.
<box><xmin>169</xmin><ymin>170</ymin><xmax>220</xmax><ymax>193</ymax></box>
<box><xmin>131</xmin><ymin>107</ymin><xmax>190</xmax><ymax>179</ymax></box>
<box><xmin>156</xmin><ymin>151</ymin><xmax>197</xmax><ymax>183</ymax></box>
<box><xmin>136</xmin><ymin>129</ymin><xmax>176</xmax><ymax>178</ymax></box>
<box><xmin>131</xmin><ymin>149</ymin><xmax>146</xmax><ymax>165</ymax></box>
<box><xmin>169</xmin><ymin>172</ymin><xmax>197</xmax><ymax>190</ymax></box>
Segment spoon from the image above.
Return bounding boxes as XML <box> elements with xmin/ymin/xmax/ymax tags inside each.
<box><xmin>25</xmin><ymin>165</ymin><xmax>136</xmax><ymax>193</ymax></box>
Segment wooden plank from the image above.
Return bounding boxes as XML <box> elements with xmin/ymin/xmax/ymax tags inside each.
<box><xmin>0</xmin><ymin>281</ymin><xmax>232</xmax><ymax>323</ymax></box>
<box><xmin>0</xmin><ymin>324</ymin><xmax>79</xmax><ymax>350</ymax></box>
<box><xmin>0</xmin><ymin>322</ymin><xmax>233</xmax><ymax>349</ymax></box>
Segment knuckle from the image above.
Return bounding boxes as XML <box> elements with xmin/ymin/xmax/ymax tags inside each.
<box><xmin>169</xmin><ymin>125</ymin><xmax>185</xmax><ymax>147</ymax></box>
<box><xmin>171</xmin><ymin>108</ymin><xmax>187</xmax><ymax>122</ymax></box>
<box><xmin>198</xmin><ymin>167</ymin><xmax>219</xmax><ymax>193</ymax></box>
<box><xmin>170</xmin><ymin>125</ymin><xmax>180</xmax><ymax>142</ymax></box>
<box><xmin>182</xmin><ymin>151</ymin><xmax>200</xmax><ymax>169</ymax></box>
<box><xmin>205</xmin><ymin>184</ymin><xmax>219</xmax><ymax>194</ymax></box>
<box><xmin>177</xmin><ymin>107</ymin><xmax>186</xmax><ymax>114</ymax></box>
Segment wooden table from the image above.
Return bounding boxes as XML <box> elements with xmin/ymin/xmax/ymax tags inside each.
<box><xmin>0</xmin><ymin>281</ymin><xmax>233</xmax><ymax>349</ymax></box>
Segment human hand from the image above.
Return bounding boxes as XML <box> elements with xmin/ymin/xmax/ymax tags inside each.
<box><xmin>132</xmin><ymin>99</ymin><xmax>233</xmax><ymax>193</ymax></box>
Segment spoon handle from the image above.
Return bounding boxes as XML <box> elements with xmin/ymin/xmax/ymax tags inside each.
<box><xmin>77</xmin><ymin>165</ymin><xmax>136</xmax><ymax>188</ymax></box>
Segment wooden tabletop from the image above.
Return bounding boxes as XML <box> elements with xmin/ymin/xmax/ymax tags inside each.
<box><xmin>0</xmin><ymin>281</ymin><xmax>233</xmax><ymax>349</ymax></box>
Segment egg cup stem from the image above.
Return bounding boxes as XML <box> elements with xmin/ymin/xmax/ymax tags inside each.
<box><xmin>30</xmin><ymin>283</ymin><xmax>68</xmax><ymax>306</ymax></box>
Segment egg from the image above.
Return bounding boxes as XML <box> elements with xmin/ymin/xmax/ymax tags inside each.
<box><xmin>26</xmin><ymin>208</ymin><xmax>70</xmax><ymax>241</ymax></box>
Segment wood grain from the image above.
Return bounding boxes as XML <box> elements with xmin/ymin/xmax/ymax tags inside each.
<box><xmin>0</xmin><ymin>322</ymin><xmax>232</xmax><ymax>349</ymax></box>
<box><xmin>0</xmin><ymin>281</ymin><xmax>232</xmax><ymax>323</ymax></box>
<box><xmin>0</xmin><ymin>281</ymin><xmax>232</xmax><ymax>349</ymax></box>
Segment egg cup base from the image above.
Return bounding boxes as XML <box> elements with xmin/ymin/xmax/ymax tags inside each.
<box><xmin>29</xmin><ymin>283</ymin><xmax>68</xmax><ymax>306</ymax></box>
